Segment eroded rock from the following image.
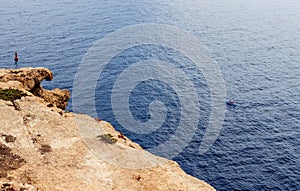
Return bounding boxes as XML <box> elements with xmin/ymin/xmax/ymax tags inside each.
<box><xmin>0</xmin><ymin>68</ymin><xmax>70</xmax><ymax>109</ymax></box>
<box><xmin>0</xmin><ymin>181</ymin><xmax>35</xmax><ymax>191</ymax></box>
<box><xmin>0</xmin><ymin>67</ymin><xmax>215</xmax><ymax>191</ymax></box>
<box><xmin>0</xmin><ymin>143</ymin><xmax>26</xmax><ymax>178</ymax></box>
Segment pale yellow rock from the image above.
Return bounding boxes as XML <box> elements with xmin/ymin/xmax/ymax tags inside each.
<box><xmin>0</xmin><ymin>67</ymin><xmax>215</xmax><ymax>191</ymax></box>
<box><xmin>0</xmin><ymin>67</ymin><xmax>69</xmax><ymax>109</ymax></box>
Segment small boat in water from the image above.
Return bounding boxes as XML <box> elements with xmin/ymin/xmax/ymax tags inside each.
<box><xmin>226</xmin><ymin>100</ymin><xmax>237</xmax><ymax>107</ymax></box>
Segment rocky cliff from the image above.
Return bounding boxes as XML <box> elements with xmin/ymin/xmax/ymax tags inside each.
<box><xmin>0</xmin><ymin>68</ymin><xmax>70</xmax><ymax>110</ymax></box>
<box><xmin>0</xmin><ymin>67</ymin><xmax>215</xmax><ymax>191</ymax></box>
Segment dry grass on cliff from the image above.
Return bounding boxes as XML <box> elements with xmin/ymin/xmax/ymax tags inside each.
<box><xmin>0</xmin><ymin>143</ymin><xmax>26</xmax><ymax>178</ymax></box>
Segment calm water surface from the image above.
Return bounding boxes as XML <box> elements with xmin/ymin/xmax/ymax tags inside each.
<box><xmin>0</xmin><ymin>0</ymin><xmax>299</xmax><ymax>190</ymax></box>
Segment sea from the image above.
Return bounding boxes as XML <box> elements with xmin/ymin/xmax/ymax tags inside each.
<box><xmin>0</xmin><ymin>0</ymin><xmax>299</xmax><ymax>190</ymax></box>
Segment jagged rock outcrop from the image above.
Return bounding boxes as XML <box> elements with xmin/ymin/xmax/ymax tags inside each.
<box><xmin>0</xmin><ymin>68</ymin><xmax>70</xmax><ymax>109</ymax></box>
<box><xmin>0</xmin><ymin>67</ymin><xmax>215</xmax><ymax>191</ymax></box>
<box><xmin>0</xmin><ymin>181</ymin><xmax>35</xmax><ymax>191</ymax></box>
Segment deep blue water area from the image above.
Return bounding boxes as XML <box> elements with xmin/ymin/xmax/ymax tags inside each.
<box><xmin>1</xmin><ymin>0</ymin><xmax>299</xmax><ymax>190</ymax></box>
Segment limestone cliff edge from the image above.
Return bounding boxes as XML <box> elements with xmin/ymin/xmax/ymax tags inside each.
<box><xmin>0</xmin><ymin>67</ymin><xmax>215</xmax><ymax>191</ymax></box>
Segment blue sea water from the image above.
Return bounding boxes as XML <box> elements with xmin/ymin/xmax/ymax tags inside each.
<box><xmin>0</xmin><ymin>0</ymin><xmax>299</xmax><ymax>190</ymax></box>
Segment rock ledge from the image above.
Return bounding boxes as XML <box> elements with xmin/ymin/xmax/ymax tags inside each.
<box><xmin>0</xmin><ymin>67</ymin><xmax>215</xmax><ymax>191</ymax></box>
<box><xmin>0</xmin><ymin>68</ymin><xmax>70</xmax><ymax>109</ymax></box>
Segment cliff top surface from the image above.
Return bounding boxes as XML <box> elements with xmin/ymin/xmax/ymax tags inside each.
<box><xmin>0</xmin><ymin>67</ymin><xmax>215</xmax><ymax>191</ymax></box>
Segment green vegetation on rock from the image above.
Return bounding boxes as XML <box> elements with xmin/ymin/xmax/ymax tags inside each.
<box><xmin>97</xmin><ymin>133</ymin><xmax>117</xmax><ymax>144</ymax></box>
<box><xmin>0</xmin><ymin>88</ymin><xmax>26</xmax><ymax>101</ymax></box>
<box><xmin>10</xmin><ymin>70</ymin><xmax>21</xmax><ymax>74</ymax></box>
<box><xmin>0</xmin><ymin>88</ymin><xmax>27</xmax><ymax>110</ymax></box>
